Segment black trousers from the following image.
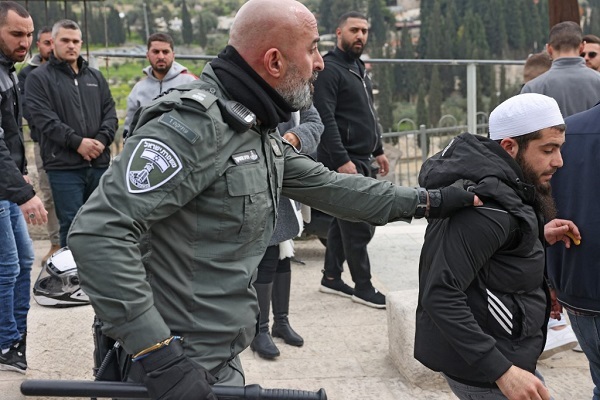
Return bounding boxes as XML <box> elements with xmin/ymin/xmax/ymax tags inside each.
<box><xmin>255</xmin><ymin>245</ymin><xmax>291</xmax><ymax>284</ymax></box>
<box><xmin>322</xmin><ymin>157</ymin><xmax>376</xmax><ymax>291</ymax></box>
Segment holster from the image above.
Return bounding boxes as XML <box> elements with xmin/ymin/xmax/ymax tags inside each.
<box><xmin>92</xmin><ymin>316</ymin><xmax>132</xmax><ymax>382</ymax></box>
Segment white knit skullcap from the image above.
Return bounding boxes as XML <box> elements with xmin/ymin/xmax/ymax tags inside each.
<box><xmin>489</xmin><ymin>93</ymin><xmax>564</xmax><ymax>140</ymax></box>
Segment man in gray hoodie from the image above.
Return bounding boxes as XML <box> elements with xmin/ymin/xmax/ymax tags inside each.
<box><xmin>123</xmin><ymin>32</ymin><xmax>197</xmax><ymax>138</ymax></box>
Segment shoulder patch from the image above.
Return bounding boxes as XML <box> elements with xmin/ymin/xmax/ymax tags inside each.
<box><xmin>180</xmin><ymin>89</ymin><xmax>218</xmax><ymax>110</ymax></box>
<box><xmin>158</xmin><ymin>112</ymin><xmax>200</xmax><ymax>144</ymax></box>
<box><xmin>126</xmin><ymin>138</ymin><xmax>183</xmax><ymax>193</ymax></box>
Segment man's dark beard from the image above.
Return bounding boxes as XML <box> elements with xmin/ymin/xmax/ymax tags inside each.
<box><xmin>341</xmin><ymin>39</ymin><xmax>363</xmax><ymax>59</ymax></box>
<box><xmin>517</xmin><ymin>152</ymin><xmax>557</xmax><ymax>220</ymax></box>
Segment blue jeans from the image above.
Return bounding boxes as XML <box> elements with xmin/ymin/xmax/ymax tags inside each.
<box><xmin>443</xmin><ymin>370</ymin><xmax>552</xmax><ymax>400</ymax></box>
<box><xmin>47</xmin><ymin>167</ymin><xmax>107</xmax><ymax>247</ymax></box>
<box><xmin>0</xmin><ymin>200</ymin><xmax>34</xmax><ymax>349</ymax></box>
<box><xmin>567</xmin><ymin>310</ymin><xmax>600</xmax><ymax>400</ymax></box>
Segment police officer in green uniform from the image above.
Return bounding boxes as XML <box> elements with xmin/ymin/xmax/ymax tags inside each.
<box><xmin>68</xmin><ymin>1</ymin><xmax>479</xmax><ymax>399</ymax></box>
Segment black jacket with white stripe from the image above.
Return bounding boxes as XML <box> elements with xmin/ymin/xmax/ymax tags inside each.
<box><xmin>414</xmin><ymin>133</ymin><xmax>550</xmax><ymax>387</ymax></box>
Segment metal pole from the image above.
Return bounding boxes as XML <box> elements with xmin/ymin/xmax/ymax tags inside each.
<box><xmin>419</xmin><ymin>124</ymin><xmax>428</xmax><ymax>164</ymax></box>
<box><xmin>467</xmin><ymin>63</ymin><xmax>477</xmax><ymax>135</ymax></box>
<box><xmin>142</xmin><ymin>2</ymin><xmax>150</xmax><ymax>41</ymax></box>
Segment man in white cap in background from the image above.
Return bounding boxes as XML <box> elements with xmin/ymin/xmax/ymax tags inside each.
<box><xmin>414</xmin><ymin>93</ymin><xmax>581</xmax><ymax>400</ymax></box>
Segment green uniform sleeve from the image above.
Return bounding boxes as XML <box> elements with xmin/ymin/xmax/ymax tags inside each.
<box><xmin>280</xmin><ymin>143</ymin><xmax>418</xmax><ymax>224</ymax></box>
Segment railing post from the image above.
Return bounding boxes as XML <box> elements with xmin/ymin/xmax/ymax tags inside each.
<box><xmin>419</xmin><ymin>124</ymin><xmax>428</xmax><ymax>164</ymax></box>
<box><xmin>467</xmin><ymin>63</ymin><xmax>477</xmax><ymax>135</ymax></box>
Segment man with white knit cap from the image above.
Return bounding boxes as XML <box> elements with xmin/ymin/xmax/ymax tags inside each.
<box><xmin>414</xmin><ymin>93</ymin><xmax>581</xmax><ymax>400</ymax></box>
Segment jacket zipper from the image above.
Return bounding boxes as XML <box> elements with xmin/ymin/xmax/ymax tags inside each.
<box><xmin>74</xmin><ymin>77</ymin><xmax>92</xmax><ymax>166</ymax></box>
<box><xmin>349</xmin><ymin>68</ymin><xmax>379</xmax><ymax>154</ymax></box>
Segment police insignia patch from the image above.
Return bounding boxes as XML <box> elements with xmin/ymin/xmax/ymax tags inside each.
<box><xmin>126</xmin><ymin>138</ymin><xmax>183</xmax><ymax>193</ymax></box>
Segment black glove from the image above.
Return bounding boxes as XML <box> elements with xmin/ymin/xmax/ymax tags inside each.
<box><xmin>132</xmin><ymin>339</ymin><xmax>217</xmax><ymax>400</ymax></box>
<box><xmin>424</xmin><ymin>185</ymin><xmax>476</xmax><ymax>219</ymax></box>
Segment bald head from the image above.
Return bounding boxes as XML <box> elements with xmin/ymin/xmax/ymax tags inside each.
<box><xmin>229</xmin><ymin>0</ymin><xmax>317</xmax><ymax>66</ymax></box>
<box><xmin>225</xmin><ymin>0</ymin><xmax>323</xmax><ymax>109</ymax></box>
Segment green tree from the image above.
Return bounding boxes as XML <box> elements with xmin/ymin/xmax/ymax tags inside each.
<box><xmin>319</xmin><ymin>0</ymin><xmax>365</xmax><ymax>35</ymax></box>
<box><xmin>107</xmin><ymin>6</ymin><xmax>126</xmax><ymax>46</ymax></box>
<box><xmin>394</xmin><ymin>26</ymin><xmax>418</xmax><ymax>102</ymax></box>
<box><xmin>197</xmin><ymin>11</ymin><xmax>218</xmax><ymax>49</ymax></box>
<box><xmin>505</xmin><ymin>0</ymin><xmax>525</xmax><ymax>52</ymax></box>
<box><xmin>523</xmin><ymin>0</ymin><xmax>542</xmax><ymax>54</ymax></box>
<box><xmin>318</xmin><ymin>0</ymin><xmax>336</xmax><ymax>34</ymax></box>
<box><xmin>483</xmin><ymin>0</ymin><xmax>507</xmax><ymax>57</ymax></box>
<box><xmin>424</xmin><ymin>0</ymin><xmax>442</xmax><ymax>58</ymax></box>
<box><xmin>416</xmin><ymin>0</ymin><xmax>435</xmax><ymax>57</ymax></box>
<box><xmin>427</xmin><ymin>66</ymin><xmax>442</xmax><ymax>127</ymax></box>
<box><xmin>367</xmin><ymin>0</ymin><xmax>387</xmax><ymax>48</ymax></box>
<box><xmin>374</xmin><ymin>46</ymin><xmax>394</xmax><ymax>132</ymax></box>
<box><xmin>181</xmin><ymin>0</ymin><xmax>194</xmax><ymax>45</ymax></box>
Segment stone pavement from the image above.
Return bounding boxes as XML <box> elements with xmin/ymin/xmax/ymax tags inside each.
<box><xmin>0</xmin><ymin>220</ymin><xmax>594</xmax><ymax>399</ymax></box>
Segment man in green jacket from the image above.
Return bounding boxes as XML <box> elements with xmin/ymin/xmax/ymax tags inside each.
<box><xmin>68</xmin><ymin>1</ymin><xmax>478</xmax><ymax>399</ymax></box>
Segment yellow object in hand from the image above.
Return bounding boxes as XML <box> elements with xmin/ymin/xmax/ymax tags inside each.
<box><xmin>566</xmin><ymin>231</ymin><xmax>581</xmax><ymax>246</ymax></box>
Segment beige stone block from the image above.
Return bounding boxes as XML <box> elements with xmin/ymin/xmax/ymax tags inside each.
<box><xmin>386</xmin><ymin>289</ymin><xmax>446</xmax><ymax>389</ymax></box>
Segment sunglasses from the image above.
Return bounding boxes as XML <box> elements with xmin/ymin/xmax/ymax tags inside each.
<box><xmin>581</xmin><ymin>51</ymin><xmax>598</xmax><ymax>59</ymax></box>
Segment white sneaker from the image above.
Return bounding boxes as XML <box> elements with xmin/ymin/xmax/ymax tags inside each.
<box><xmin>539</xmin><ymin>325</ymin><xmax>578</xmax><ymax>360</ymax></box>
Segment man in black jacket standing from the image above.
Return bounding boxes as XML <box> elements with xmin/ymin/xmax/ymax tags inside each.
<box><xmin>313</xmin><ymin>11</ymin><xmax>390</xmax><ymax>309</ymax></box>
<box><xmin>416</xmin><ymin>93</ymin><xmax>580</xmax><ymax>400</ymax></box>
<box><xmin>25</xmin><ymin>19</ymin><xmax>117</xmax><ymax>247</ymax></box>
<box><xmin>0</xmin><ymin>1</ymin><xmax>47</xmax><ymax>374</ymax></box>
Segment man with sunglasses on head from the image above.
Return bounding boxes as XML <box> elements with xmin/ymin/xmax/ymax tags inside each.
<box><xmin>522</xmin><ymin>21</ymin><xmax>600</xmax><ymax>118</ymax></box>
<box><xmin>581</xmin><ymin>34</ymin><xmax>600</xmax><ymax>72</ymax></box>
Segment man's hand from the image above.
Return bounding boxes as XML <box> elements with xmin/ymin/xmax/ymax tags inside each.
<box><xmin>496</xmin><ymin>365</ymin><xmax>551</xmax><ymax>400</ymax></box>
<box><xmin>549</xmin><ymin>289</ymin><xmax>563</xmax><ymax>321</ymax></box>
<box><xmin>19</xmin><ymin>196</ymin><xmax>48</xmax><ymax>225</ymax></box>
<box><xmin>77</xmin><ymin>138</ymin><xmax>104</xmax><ymax>161</ymax></box>
<box><xmin>132</xmin><ymin>339</ymin><xmax>216</xmax><ymax>400</ymax></box>
<box><xmin>425</xmin><ymin>186</ymin><xmax>482</xmax><ymax>219</ymax></box>
<box><xmin>337</xmin><ymin>160</ymin><xmax>357</xmax><ymax>174</ymax></box>
<box><xmin>375</xmin><ymin>154</ymin><xmax>389</xmax><ymax>177</ymax></box>
<box><xmin>282</xmin><ymin>132</ymin><xmax>300</xmax><ymax>150</ymax></box>
<box><xmin>545</xmin><ymin>218</ymin><xmax>581</xmax><ymax>247</ymax></box>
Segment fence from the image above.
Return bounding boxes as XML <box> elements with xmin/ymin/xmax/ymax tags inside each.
<box><xmin>381</xmin><ymin>122</ymin><xmax>489</xmax><ymax>187</ymax></box>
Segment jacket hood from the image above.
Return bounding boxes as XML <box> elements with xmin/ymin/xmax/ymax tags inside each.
<box><xmin>28</xmin><ymin>54</ymin><xmax>45</xmax><ymax>67</ymax></box>
<box><xmin>419</xmin><ymin>133</ymin><xmax>535</xmax><ymax>201</ymax></box>
<box><xmin>419</xmin><ymin>133</ymin><xmax>539</xmax><ymax>245</ymax></box>
<box><xmin>142</xmin><ymin>61</ymin><xmax>191</xmax><ymax>82</ymax></box>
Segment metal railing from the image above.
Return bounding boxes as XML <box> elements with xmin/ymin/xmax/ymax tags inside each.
<box><xmin>86</xmin><ymin>52</ymin><xmax>526</xmax><ymax>186</ymax></box>
<box><xmin>381</xmin><ymin>123</ymin><xmax>488</xmax><ymax>187</ymax></box>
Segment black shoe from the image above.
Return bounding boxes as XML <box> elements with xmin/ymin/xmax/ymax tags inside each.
<box><xmin>319</xmin><ymin>276</ymin><xmax>354</xmax><ymax>298</ymax></box>
<box><xmin>272</xmin><ymin>321</ymin><xmax>304</xmax><ymax>347</ymax></box>
<box><xmin>0</xmin><ymin>342</ymin><xmax>27</xmax><ymax>374</ymax></box>
<box><xmin>250</xmin><ymin>331</ymin><xmax>280</xmax><ymax>359</ymax></box>
<box><xmin>352</xmin><ymin>287</ymin><xmax>386</xmax><ymax>309</ymax></box>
